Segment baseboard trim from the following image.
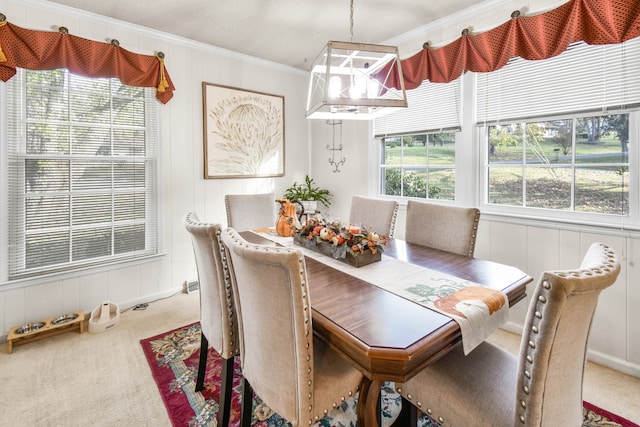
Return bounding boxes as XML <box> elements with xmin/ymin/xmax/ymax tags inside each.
<box><xmin>499</xmin><ymin>322</ymin><xmax>640</xmax><ymax>380</ymax></box>
<box><xmin>0</xmin><ymin>286</ymin><xmax>184</xmax><ymax>345</ymax></box>
<box><xmin>587</xmin><ymin>349</ymin><xmax>640</xmax><ymax>379</ymax></box>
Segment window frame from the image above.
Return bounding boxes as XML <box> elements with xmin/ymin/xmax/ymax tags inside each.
<box><xmin>477</xmin><ymin>109</ymin><xmax>639</xmax><ymax>229</ymax></box>
<box><xmin>378</xmin><ymin>131</ymin><xmax>458</xmax><ymax>201</ymax></box>
<box><xmin>1</xmin><ymin>68</ymin><xmax>160</xmax><ymax>284</ymax></box>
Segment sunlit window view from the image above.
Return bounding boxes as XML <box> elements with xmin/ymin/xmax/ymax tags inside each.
<box><xmin>380</xmin><ymin>132</ymin><xmax>456</xmax><ymax>200</ymax></box>
<box><xmin>486</xmin><ymin>114</ymin><xmax>629</xmax><ymax>215</ymax></box>
<box><xmin>6</xmin><ymin>69</ymin><xmax>158</xmax><ymax>279</ymax></box>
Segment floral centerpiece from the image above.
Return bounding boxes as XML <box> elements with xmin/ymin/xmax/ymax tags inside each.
<box><xmin>293</xmin><ymin>214</ymin><xmax>387</xmax><ymax>267</ymax></box>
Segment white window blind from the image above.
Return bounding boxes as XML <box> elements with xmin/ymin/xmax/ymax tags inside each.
<box><xmin>4</xmin><ymin>69</ymin><xmax>158</xmax><ymax>281</ymax></box>
<box><xmin>374</xmin><ymin>78</ymin><xmax>461</xmax><ymax>137</ymax></box>
<box><xmin>477</xmin><ymin>37</ymin><xmax>640</xmax><ymax>124</ymax></box>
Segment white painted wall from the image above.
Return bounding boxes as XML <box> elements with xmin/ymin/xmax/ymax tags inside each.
<box><xmin>0</xmin><ymin>0</ymin><xmax>310</xmax><ymax>336</ymax></box>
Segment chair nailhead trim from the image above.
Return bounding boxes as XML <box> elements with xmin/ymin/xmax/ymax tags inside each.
<box><xmin>535</xmin><ymin>311</ymin><xmax>542</xmax><ymax>319</ymax></box>
<box><xmin>528</xmin><ymin>340</ymin><xmax>535</xmax><ymax>349</ymax></box>
<box><xmin>542</xmin><ymin>280</ymin><xmax>551</xmax><ymax>289</ymax></box>
<box><xmin>525</xmin><ymin>370</ymin><xmax>531</xmax><ymax>379</ymax></box>
<box><xmin>520</xmin><ymin>400</ymin><xmax>526</xmax><ymax>408</ymax></box>
<box><xmin>538</xmin><ymin>295</ymin><xmax>547</xmax><ymax>303</ymax></box>
<box><xmin>523</xmin><ymin>385</ymin><xmax>529</xmax><ymax>394</ymax></box>
<box><xmin>526</xmin><ymin>355</ymin><xmax>533</xmax><ymax>363</ymax></box>
<box><xmin>532</xmin><ymin>325</ymin><xmax>538</xmax><ymax>333</ymax></box>
<box><xmin>519</xmin><ymin>415</ymin><xmax>526</xmax><ymax>423</ymax></box>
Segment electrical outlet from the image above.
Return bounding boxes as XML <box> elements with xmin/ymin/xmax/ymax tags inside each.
<box><xmin>184</xmin><ymin>280</ymin><xmax>199</xmax><ymax>294</ymax></box>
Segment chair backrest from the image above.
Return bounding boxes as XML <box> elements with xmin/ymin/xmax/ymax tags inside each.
<box><xmin>221</xmin><ymin>227</ymin><xmax>312</xmax><ymax>426</ymax></box>
<box><xmin>405</xmin><ymin>200</ymin><xmax>480</xmax><ymax>257</ymax></box>
<box><xmin>515</xmin><ymin>242</ymin><xmax>620</xmax><ymax>426</ymax></box>
<box><xmin>224</xmin><ymin>192</ymin><xmax>277</xmax><ymax>231</ymax></box>
<box><xmin>183</xmin><ymin>213</ymin><xmax>237</xmax><ymax>359</ymax></box>
<box><xmin>349</xmin><ymin>195</ymin><xmax>399</xmax><ymax>237</ymax></box>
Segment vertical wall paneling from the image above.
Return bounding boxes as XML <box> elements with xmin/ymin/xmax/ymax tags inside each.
<box><xmin>61</xmin><ymin>277</ymin><xmax>81</xmax><ymax>315</ymax></box>
<box><xmin>627</xmin><ymin>238</ymin><xmax>640</xmax><ymax>366</ymax></box>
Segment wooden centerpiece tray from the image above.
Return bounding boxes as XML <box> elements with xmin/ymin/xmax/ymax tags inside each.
<box><xmin>293</xmin><ymin>233</ymin><xmax>381</xmax><ymax>268</ymax></box>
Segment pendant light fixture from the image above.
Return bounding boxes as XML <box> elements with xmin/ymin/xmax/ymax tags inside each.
<box><xmin>305</xmin><ymin>0</ymin><xmax>408</xmax><ymax>120</ymax></box>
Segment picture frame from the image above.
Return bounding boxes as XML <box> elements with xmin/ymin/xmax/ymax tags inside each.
<box><xmin>202</xmin><ymin>82</ymin><xmax>285</xmax><ymax>179</ymax></box>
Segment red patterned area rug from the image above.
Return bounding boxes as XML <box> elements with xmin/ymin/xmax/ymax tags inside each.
<box><xmin>141</xmin><ymin>322</ymin><xmax>639</xmax><ymax>427</ymax></box>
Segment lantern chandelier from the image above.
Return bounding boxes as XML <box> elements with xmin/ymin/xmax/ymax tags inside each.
<box><xmin>305</xmin><ymin>0</ymin><xmax>408</xmax><ymax>120</ymax></box>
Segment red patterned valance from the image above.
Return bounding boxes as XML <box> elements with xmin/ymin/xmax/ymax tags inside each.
<box><xmin>382</xmin><ymin>0</ymin><xmax>640</xmax><ymax>90</ymax></box>
<box><xmin>0</xmin><ymin>17</ymin><xmax>175</xmax><ymax>103</ymax></box>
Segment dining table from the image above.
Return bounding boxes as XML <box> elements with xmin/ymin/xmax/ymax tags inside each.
<box><xmin>241</xmin><ymin>231</ymin><xmax>532</xmax><ymax>427</ymax></box>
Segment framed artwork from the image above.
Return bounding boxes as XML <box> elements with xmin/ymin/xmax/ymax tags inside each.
<box><xmin>202</xmin><ymin>82</ymin><xmax>285</xmax><ymax>179</ymax></box>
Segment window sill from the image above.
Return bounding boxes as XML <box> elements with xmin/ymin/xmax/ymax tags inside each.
<box><xmin>0</xmin><ymin>253</ymin><xmax>167</xmax><ymax>290</ymax></box>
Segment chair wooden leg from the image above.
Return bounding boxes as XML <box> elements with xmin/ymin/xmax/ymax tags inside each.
<box><xmin>377</xmin><ymin>391</ymin><xmax>382</xmax><ymax>427</ymax></box>
<box><xmin>393</xmin><ymin>396</ymin><xmax>417</xmax><ymax>427</ymax></box>
<box><xmin>195</xmin><ymin>333</ymin><xmax>209</xmax><ymax>392</ymax></box>
<box><xmin>217</xmin><ymin>356</ymin><xmax>234</xmax><ymax>427</ymax></box>
<box><xmin>240</xmin><ymin>377</ymin><xmax>254</xmax><ymax>427</ymax></box>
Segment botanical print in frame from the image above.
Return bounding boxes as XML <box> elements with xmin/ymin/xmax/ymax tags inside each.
<box><xmin>202</xmin><ymin>82</ymin><xmax>285</xmax><ymax>178</ymax></box>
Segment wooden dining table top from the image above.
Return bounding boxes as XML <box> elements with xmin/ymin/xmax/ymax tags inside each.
<box><xmin>241</xmin><ymin>232</ymin><xmax>532</xmax><ymax>426</ymax></box>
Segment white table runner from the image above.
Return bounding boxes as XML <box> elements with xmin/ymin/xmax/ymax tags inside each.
<box><xmin>252</xmin><ymin>229</ymin><xmax>509</xmax><ymax>354</ymax></box>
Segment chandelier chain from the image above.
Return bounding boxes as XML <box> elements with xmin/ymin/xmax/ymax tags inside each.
<box><xmin>349</xmin><ymin>0</ymin><xmax>354</xmax><ymax>42</ymax></box>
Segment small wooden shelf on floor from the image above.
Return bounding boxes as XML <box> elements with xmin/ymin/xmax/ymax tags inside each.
<box><xmin>6</xmin><ymin>310</ymin><xmax>85</xmax><ymax>353</ymax></box>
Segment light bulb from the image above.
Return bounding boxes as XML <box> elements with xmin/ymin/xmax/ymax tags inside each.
<box><xmin>328</xmin><ymin>76</ymin><xmax>342</xmax><ymax>98</ymax></box>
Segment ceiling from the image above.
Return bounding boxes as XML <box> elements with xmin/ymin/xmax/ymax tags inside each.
<box><xmin>45</xmin><ymin>0</ymin><xmax>482</xmax><ymax>70</ymax></box>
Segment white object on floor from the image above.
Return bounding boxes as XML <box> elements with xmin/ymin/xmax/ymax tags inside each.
<box><xmin>88</xmin><ymin>301</ymin><xmax>120</xmax><ymax>333</ymax></box>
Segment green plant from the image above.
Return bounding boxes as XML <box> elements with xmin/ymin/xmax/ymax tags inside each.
<box><xmin>283</xmin><ymin>175</ymin><xmax>332</xmax><ymax>207</ymax></box>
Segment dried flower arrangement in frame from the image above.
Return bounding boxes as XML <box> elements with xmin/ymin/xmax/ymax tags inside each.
<box><xmin>202</xmin><ymin>82</ymin><xmax>285</xmax><ymax>178</ymax></box>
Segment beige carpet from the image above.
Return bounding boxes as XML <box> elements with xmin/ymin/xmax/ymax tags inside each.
<box><xmin>1</xmin><ymin>291</ymin><xmax>639</xmax><ymax>426</ymax></box>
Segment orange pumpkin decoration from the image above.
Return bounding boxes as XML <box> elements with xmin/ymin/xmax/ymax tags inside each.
<box><xmin>275</xmin><ymin>198</ymin><xmax>303</xmax><ymax>237</ymax></box>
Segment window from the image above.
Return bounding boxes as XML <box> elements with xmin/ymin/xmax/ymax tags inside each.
<box><xmin>375</xmin><ymin>79</ymin><xmax>461</xmax><ymax>200</ymax></box>
<box><xmin>485</xmin><ymin>113</ymin><xmax>629</xmax><ymax>215</ymax></box>
<box><xmin>477</xmin><ymin>36</ymin><xmax>640</xmax><ymax>224</ymax></box>
<box><xmin>380</xmin><ymin>132</ymin><xmax>456</xmax><ymax>200</ymax></box>
<box><xmin>3</xmin><ymin>69</ymin><xmax>158</xmax><ymax>281</ymax></box>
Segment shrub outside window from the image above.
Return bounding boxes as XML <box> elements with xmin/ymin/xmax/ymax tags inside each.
<box><xmin>380</xmin><ymin>132</ymin><xmax>456</xmax><ymax>200</ymax></box>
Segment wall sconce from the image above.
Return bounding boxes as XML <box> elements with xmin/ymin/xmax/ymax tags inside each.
<box><xmin>326</xmin><ymin>120</ymin><xmax>345</xmax><ymax>173</ymax></box>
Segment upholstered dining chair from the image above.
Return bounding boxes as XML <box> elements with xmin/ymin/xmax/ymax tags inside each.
<box><xmin>395</xmin><ymin>242</ymin><xmax>620</xmax><ymax>427</ymax></box>
<box><xmin>225</xmin><ymin>192</ymin><xmax>277</xmax><ymax>231</ymax></box>
<box><xmin>183</xmin><ymin>212</ymin><xmax>238</xmax><ymax>427</ymax></box>
<box><xmin>349</xmin><ymin>195</ymin><xmax>399</xmax><ymax>237</ymax></box>
<box><xmin>220</xmin><ymin>228</ymin><xmax>365</xmax><ymax>427</ymax></box>
<box><xmin>405</xmin><ymin>200</ymin><xmax>481</xmax><ymax>257</ymax></box>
